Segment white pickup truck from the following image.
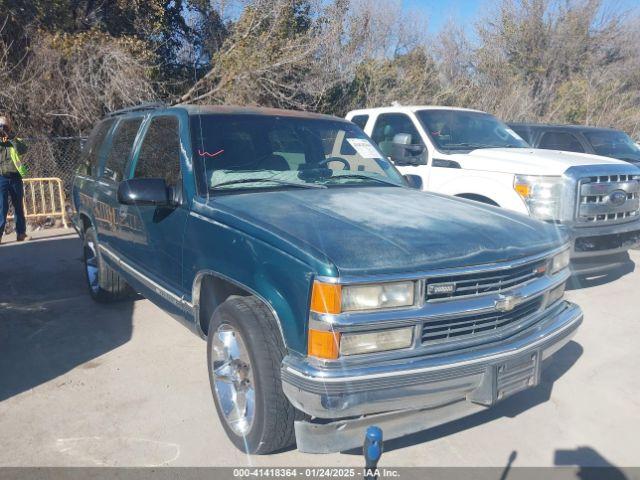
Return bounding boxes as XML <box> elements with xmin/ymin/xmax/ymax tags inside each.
<box><xmin>347</xmin><ymin>106</ymin><xmax>640</xmax><ymax>274</ymax></box>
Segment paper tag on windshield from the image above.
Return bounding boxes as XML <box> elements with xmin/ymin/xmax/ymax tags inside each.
<box><xmin>347</xmin><ymin>138</ymin><xmax>383</xmax><ymax>158</ymax></box>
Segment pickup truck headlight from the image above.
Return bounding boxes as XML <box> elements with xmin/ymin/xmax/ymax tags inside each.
<box><xmin>514</xmin><ymin>175</ymin><xmax>564</xmax><ymax>221</ymax></box>
<box><xmin>340</xmin><ymin>327</ymin><xmax>414</xmax><ymax>356</ymax></box>
<box><xmin>551</xmin><ymin>249</ymin><xmax>571</xmax><ymax>274</ymax></box>
<box><xmin>310</xmin><ymin>280</ymin><xmax>416</xmax><ymax>314</ymax></box>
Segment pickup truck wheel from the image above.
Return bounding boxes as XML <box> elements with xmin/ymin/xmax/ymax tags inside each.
<box><xmin>207</xmin><ymin>296</ymin><xmax>300</xmax><ymax>454</ymax></box>
<box><xmin>83</xmin><ymin>227</ymin><xmax>133</xmax><ymax>303</ymax></box>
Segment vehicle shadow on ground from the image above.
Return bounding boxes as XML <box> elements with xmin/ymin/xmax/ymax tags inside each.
<box><xmin>567</xmin><ymin>256</ymin><xmax>635</xmax><ymax>290</ymax></box>
<box><xmin>555</xmin><ymin>446</ymin><xmax>628</xmax><ymax>479</ymax></box>
<box><xmin>0</xmin><ymin>235</ymin><xmax>135</xmax><ymax>401</ymax></box>
<box><xmin>343</xmin><ymin>340</ymin><xmax>583</xmax><ymax>455</ymax></box>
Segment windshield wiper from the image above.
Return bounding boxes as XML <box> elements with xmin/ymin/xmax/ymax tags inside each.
<box><xmin>326</xmin><ymin>174</ymin><xmax>399</xmax><ymax>186</ymax></box>
<box><xmin>211</xmin><ymin>177</ymin><xmax>326</xmax><ymax>190</ymax></box>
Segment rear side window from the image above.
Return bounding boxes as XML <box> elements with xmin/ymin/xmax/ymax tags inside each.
<box><xmin>78</xmin><ymin>119</ymin><xmax>114</xmax><ymax>176</ymax></box>
<box><xmin>350</xmin><ymin>115</ymin><xmax>369</xmax><ymax>130</ymax></box>
<box><xmin>102</xmin><ymin>117</ymin><xmax>143</xmax><ymax>181</ymax></box>
<box><xmin>538</xmin><ymin>132</ymin><xmax>585</xmax><ymax>153</ymax></box>
<box><xmin>133</xmin><ymin>116</ymin><xmax>181</xmax><ymax>187</ymax></box>
<box><xmin>371</xmin><ymin>113</ymin><xmax>423</xmax><ymax>157</ymax></box>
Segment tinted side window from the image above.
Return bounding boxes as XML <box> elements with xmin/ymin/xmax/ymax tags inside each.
<box><xmin>78</xmin><ymin>119</ymin><xmax>114</xmax><ymax>176</ymax></box>
<box><xmin>350</xmin><ymin>115</ymin><xmax>369</xmax><ymax>130</ymax></box>
<box><xmin>371</xmin><ymin>114</ymin><xmax>423</xmax><ymax>156</ymax></box>
<box><xmin>102</xmin><ymin>117</ymin><xmax>143</xmax><ymax>181</ymax></box>
<box><xmin>539</xmin><ymin>132</ymin><xmax>584</xmax><ymax>153</ymax></box>
<box><xmin>134</xmin><ymin>116</ymin><xmax>181</xmax><ymax>186</ymax></box>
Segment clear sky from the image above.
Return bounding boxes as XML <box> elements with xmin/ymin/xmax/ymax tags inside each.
<box><xmin>404</xmin><ymin>0</ymin><xmax>640</xmax><ymax>35</ymax></box>
<box><xmin>403</xmin><ymin>0</ymin><xmax>482</xmax><ymax>33</ymax></box>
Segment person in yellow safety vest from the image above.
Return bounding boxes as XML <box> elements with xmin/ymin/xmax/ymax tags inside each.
<box><xmin>0</xmin><ymin>115</ymin><xmax>29</xmax><ymax>244</ymax></box>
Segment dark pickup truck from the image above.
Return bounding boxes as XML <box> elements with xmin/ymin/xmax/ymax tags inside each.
<box><xmin>509</xmin><ymin>122</ymin><xmax>640</xmax><ymax>167</ymax></box>
<box><xmin>72</xmin><ymin>104</ymin><xmax>582</xmax><ymax>454</ymax></box>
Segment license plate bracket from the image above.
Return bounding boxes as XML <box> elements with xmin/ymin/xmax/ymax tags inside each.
<box><xmin>467</xmin><ymin>350</ymin><xmax>542</xmax><ymax>406</ymax></box>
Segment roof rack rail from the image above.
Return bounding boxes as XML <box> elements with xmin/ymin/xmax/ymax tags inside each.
<box><xmin>106</xmin><ymin>102</ymin><xmax>166</xmax><ymax>117</ymax></box>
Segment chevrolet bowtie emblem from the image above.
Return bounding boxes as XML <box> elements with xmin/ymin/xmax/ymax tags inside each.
<box><xmin>495</xmin><ymin>294</ymin><xmax>524</xmax><ymax>312</ymax></box>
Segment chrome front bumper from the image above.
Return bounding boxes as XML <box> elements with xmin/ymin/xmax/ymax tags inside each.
<box><xmin>568</xmin><ymin>219</ymin><xmax>640</xmax><ymax>274</ymax></box>
<box><xmin>282</xmin><ymin>301</ymin><xmax>582</xmax><ymax>453</ymax></box>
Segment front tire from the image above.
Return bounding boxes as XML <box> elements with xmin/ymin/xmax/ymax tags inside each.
<box><xmin>207</xmin><ymin>296</ymin><xmax>300</xmax><ymax>454</ymax></box>
<box><xmin>82</xmin><ymin>227</ymin><xmax>133</xmax><ymax>303</ymax></box>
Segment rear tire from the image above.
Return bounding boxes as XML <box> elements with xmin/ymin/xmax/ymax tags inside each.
<box><xmin>207</xmin><ymin>296</ymin><xmax>301</xmax><ymax>454</ymax></box>
<box><xmin>83</xmin><ymin>227</ymin><xmax>133</xmax><ymax>303</ymax></box>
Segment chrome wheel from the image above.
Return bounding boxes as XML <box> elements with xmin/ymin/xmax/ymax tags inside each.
<box><xmin>84</xmin><ymin>240</ymin><xmax>99</xmax><ymax>294</ymax></box>
<box><xmin>211</xmin><ymin>324</ymin><xmax>256</xmax><ymax>436</ymax></box>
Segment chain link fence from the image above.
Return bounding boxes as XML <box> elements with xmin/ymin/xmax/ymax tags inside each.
<box><xmin>23</xmin><ymin>137</ymin><xmax>86</xmax><ymax>193</ymax></box>
<box><xmin>3</xmin><ymin>136</ymin><xmax>84</xmax><ymax>234</ymax></box>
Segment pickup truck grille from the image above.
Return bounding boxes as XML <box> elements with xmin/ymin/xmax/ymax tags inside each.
<box><xmin>577</xmin><ymin>174</ymin><xmax>640</xmax><ymax>225</ymax></box>
<box><xmin>425</xmin><ymin>258</ymin><xmax>548</xmax><ymax>301</ymax></box>
<box><xmin>421</xmin><ymin>297</ymin><xmax>543</xmax><ymax>344</ymax></box>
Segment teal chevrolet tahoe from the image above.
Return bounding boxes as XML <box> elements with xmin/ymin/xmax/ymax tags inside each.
<box><xmin>72</xmin><ymin>104</ymin><xmax>583</xmax><ymax>454</ymax></box>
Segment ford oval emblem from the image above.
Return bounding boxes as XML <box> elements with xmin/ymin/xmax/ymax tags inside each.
<box><xmin>608</xmin><ymin>190</ymin><xmax>628</xmax><ymax>207</ymax></box>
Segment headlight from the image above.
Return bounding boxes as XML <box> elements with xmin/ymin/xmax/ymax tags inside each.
<box><xmin>340</xmin><ymin>327</ymin><xmax>414</xmax><ymax>356</ymax></box>
<box><xmin>307</xmin><ymin>326</ymin><xmax>414</xmax><ymax>359</ymax></box>
<box><xmin>514</xmin><ymin>175</ymin><xmax>564</xmax><ymax>221</ymax></box>
<box><xmin>342</xmin><ymin>282</ymin><xmax>415</xmax><ymax>312</ymax></box>
<box><xmin>310</xmin><ymin>280</ymin><xmax>416</xmax><ymax>314</ymax></box>
<box><xmin>551</xmin><ymin>249</ymin><xmax>571</xmax><ymax>274</ymax></box>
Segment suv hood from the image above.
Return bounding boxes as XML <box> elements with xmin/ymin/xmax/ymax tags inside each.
<box><xmin>450</xmin><ymin>147</ymin><xmax>630</xmax><ymax>176</ymax></box>
<box><xmin>204</xmin><ymin>187</ymin><xmax>566</xmax><ymax>276</ymax></box>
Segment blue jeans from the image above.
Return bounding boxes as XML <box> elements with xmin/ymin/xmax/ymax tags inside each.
<box><xmin>0</xmin><ymin>174</ymin><xmax>26</xmax><ymax>235</ymax></box>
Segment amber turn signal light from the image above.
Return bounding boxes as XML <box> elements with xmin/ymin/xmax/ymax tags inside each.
<box><xmin>514</xmin><ymin>183</ymin><xmax>532</xmax><ymax>198</ymax></box>
<box><xmin>310</xmin><ymin>281</ymin><xmax>342</xmax><ymax>314</ymax></box>
<box><xmin>308</xmin><ymin>329</ymin><xmax>341</xmax><ymax>360</ymax></box>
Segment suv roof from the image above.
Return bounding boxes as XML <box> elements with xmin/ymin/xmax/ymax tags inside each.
<box><xmin>107</xmin><ymin>103</ymin><xmax>343</xmax><ymax>122</ymax></box>
<box><xmin>509</xmin><ymin>122</ymin><xmax>621</xmax><ymax>134</ymax></box>
<box><xmin>348</xmin><ymin>105</ymin><xmax>485</xmax><ymax>116</ymax></box>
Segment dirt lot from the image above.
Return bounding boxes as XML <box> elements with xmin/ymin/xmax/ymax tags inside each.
<box><xmin>0</xmin><ymin>229</ymin><xmax>638</xmax><ymax>468</ymax></box>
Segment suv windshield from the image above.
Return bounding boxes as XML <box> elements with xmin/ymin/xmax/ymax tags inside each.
<box><xmin>582</xmin><ymin>130</ymin><xmax>640</xmax><ymax>162</ymax></box>
<box><xmin>416</xmin><ymin>110</ymin><xmax>529</xmax><ymax>153</ymax></box>
<box><xmin>190</xmin><ymin>114</ymin><xmax>405</xmax><ymax>193</ymax></box>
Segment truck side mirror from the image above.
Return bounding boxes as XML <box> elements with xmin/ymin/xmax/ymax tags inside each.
<box><xmin>403</xmin><ymin>174</ymin><xmax>423</xmax><ymax>189</ymax></box>
<box><xmin>117</xmin><ymin>178</ymin><xmax>170</xmax><ymax>206</ymax></box>
<box><xmin>390</xmin><ymin>133</ymin><xmax>427</xmax><ymax>166</ymax></box>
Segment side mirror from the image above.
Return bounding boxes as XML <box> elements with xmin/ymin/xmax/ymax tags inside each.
<box><xmin>404</xmin><ymin>174</ymin><xmax>423</xmax><ymax>190</ymax></box>
<box><xmin>390</xmin><ymin>133</ymin><xmax>427</xmax><ymax>166</ymax></box>
<box><xmin>117</xmin><ymin>178</ymin><xmax>169</xmax><ymax>206</ymax></box>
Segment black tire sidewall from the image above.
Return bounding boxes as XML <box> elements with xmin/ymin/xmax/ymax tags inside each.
<box><xmin>206</xmin><ymin>298</ymin><xmax>279</xmax><ymax>453</ymax></box>
<box><xmin>82</xmin><ymin>227</ymin><xmax>104</xmax><ymax>301</ymax></box>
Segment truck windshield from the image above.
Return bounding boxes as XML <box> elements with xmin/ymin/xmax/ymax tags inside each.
<box><xmin>190</xmin><ymin>114</ymin><xmax>405</xmax><ymax>193</ymax></box>
<box><xmin>582</xmin><ymin>130</ymin><xmax>640</xmax><ymax>162</ymax></box>
<box><xmin>416</xmin><ymin>110</ymin><xmax>529</xmax><ymax>153</ymax></box>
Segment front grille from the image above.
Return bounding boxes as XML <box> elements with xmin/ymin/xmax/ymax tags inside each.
<box><xmin>421</xmin><ymin>297</ymin><xmax>543</xmax><ymax>344</ymax></box>
<box><xmin>425</xmin><ymin>259</ymin><xmax>547</xmax><ymax>301</ymax></box>
<box><xmin>577</xmin><ymin>174</ymin><xmax>640</xmax><ymax>225</ymax></box>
